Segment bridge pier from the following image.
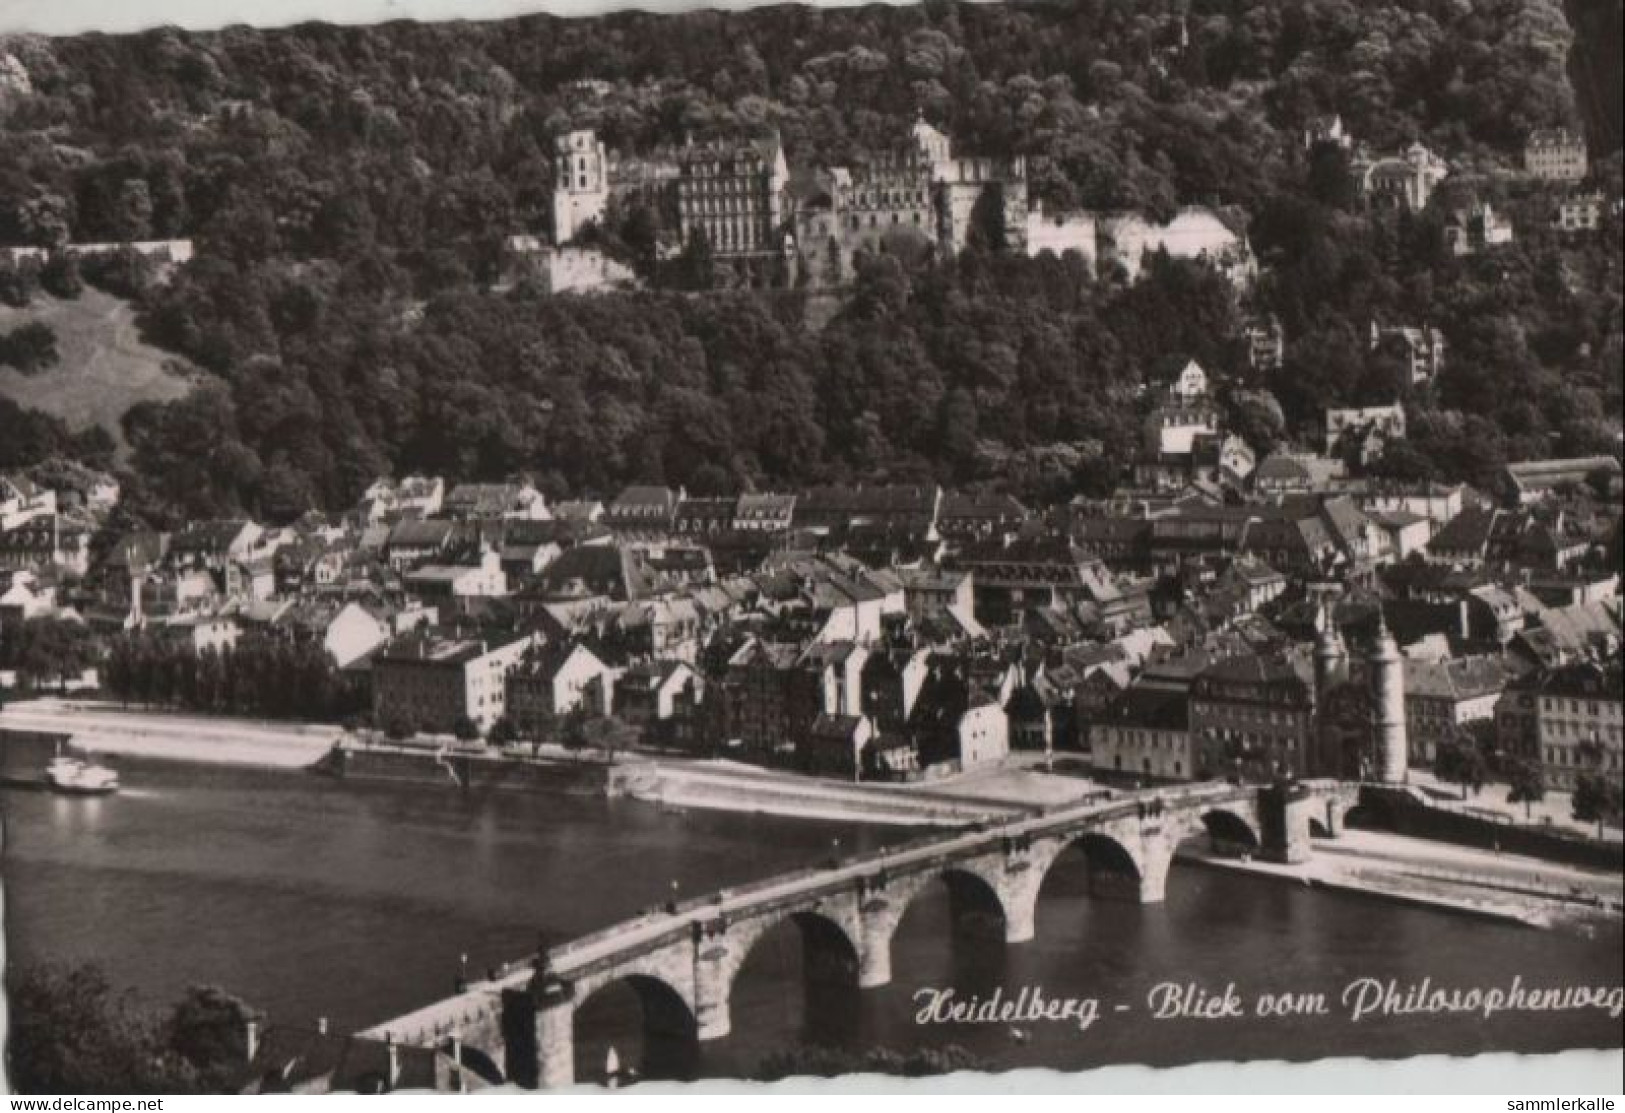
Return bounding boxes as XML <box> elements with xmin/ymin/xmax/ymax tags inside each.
<box><xmin>1258</xmin><ymin>784</ymin><xmax>1315</xmax><ymax>865</ymax></box>
<box><xmin>1135</xmin><ymin>849</ymin><xmax>1171</xmax><ymax>903</ymax></box>
<box><xmin>534</xmin><ymin>980</ymin><xmax>576</xmax><ymax>1089</ymax></box>
<box><xmin>858</xmin><ymin>909</ymin><xmax>894</xmax><ymax>988</ymax></box>
<box><xmin>989</xmin><ymin>859</ymin><xmax>1042</xmax><ymax>942</ymax></box>
<box><xmin>1089</xmin><ymin>863</ymin><xmax>1169</xmax><ymax>903</ymax></box>
<box><xmin>1321</xmin><ymin>798</ymin><xmax>1346</xmax><ymax>838</ymax></box>
<box><xmin>693</xmin><ymin>930</ymin><xmax>732</xmax><ymax>1041</ymax></box>
<box><xmin>1003</xmin><ymin>889</ymin><xmax>1036</xmax><ymax>942</ymax></box>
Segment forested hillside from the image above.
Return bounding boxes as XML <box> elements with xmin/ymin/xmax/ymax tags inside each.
<box><xmin>1563</xmin><ymin>0</ymin><xmax>1624</xmax><ymax>156</ymax></box>
<box><xmin>0</xmin><ymin>0</ymin><xmax>1617</xmax><ymax>524</ymax></box>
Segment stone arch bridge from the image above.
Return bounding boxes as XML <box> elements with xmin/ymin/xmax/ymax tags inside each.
<box><xmin>363</xmin><ymin>779</ymin><xmax>1353</xmax><ymax>1088</ymax></box>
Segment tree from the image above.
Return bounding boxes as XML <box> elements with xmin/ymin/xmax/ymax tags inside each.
<box><xmin>4</xmin><ymin>963</ymin><xmax>191</xmax><ymax>1094</ymax></box>
<box><xmin>581</xmin><ymin>714</ymin><xmax>640</xmax><ymax>760</ymax></box>
<box><xmin>40</xmin><ymin>253</ymin><xmax>84</xmax><ymax>299</ymax></box>
<box><xmin>1306</xmin><ymin>142</ymin><xmax>1357</xmax><ymax>210</ymax></box>
<box><xmin>0</xmin><ymin>322</ymin><xmax>61</xmax><ymax>375</ymax></box>
<box><xmin>14</xmin><ymin>191</ymin><xmax>72</xmax><ymax>250</ymax></box>
<box><xmin>111</xmin><ymin>179</ymin><xmax>155</xmax><ymax>242</ymax></box>
<box><xmin>451</xmin><ymin>714</ymin><xmax>482</xmax><ymax>742</ymax></box>
<box><xmin>165</xmin><ymin>986</ymin><xmax>260</xmax><ymax>1093</ymax></box>
<box><xmin>518</xmin><ymin>705</ymin><xmax>558</xmax><ymax>756</ymax></box>
<box><xmin>676</xmin><ymin>228</ymin><xmax>715</xmax><ymax>290</ymax></box>
<box><xmin>558</xmin><ymin>704</ymin><xmax>590</xmax><ymax>751</ymax></box>
<box><xmin>1571</xmin><ymin>773</ymin><xmax>1623</xmax><ymax>839</ymax></box>
<box><xmin>487</xmin><ymin>714</ymin><xmax>518</xmax><ymax>749</ymax></box>
<box><xmin>381</xmin><ymin>708</ymin><xmax>419</xmax><ymax>741</ymax></box>
<box><xmin>12</xmin><ymin>616</ymin><xmax>96</xmax><ymax>691</ymax></box>
<box><xmin>0</xmin><ymin>255</ymin><xmax>40</xmax><ymax>307</ymax></box>
<box><xmin>1434</xmin><ymin>736</ymin><xmax>1487</xmax><ymax>800</ymax></box>
<box><xmin>1505</xmin><ymin>759</ymin><xmax>1547</xmax><ymax>821</ymax></box>
<box><xmin>822</xmin><ymin>236</ymin><xmax>844</xmax><ymax>287</ymax></box>
<box><xmin>1227</xmin><ymin>389</ymin><xmax>1286</xmax><ymax>457</ymax></box>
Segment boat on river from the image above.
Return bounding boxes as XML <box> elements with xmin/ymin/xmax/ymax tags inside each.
<box><xmin>44</xmin><ymin>754</ymin><xmax>120</xmax><ymax>796</ymax></box>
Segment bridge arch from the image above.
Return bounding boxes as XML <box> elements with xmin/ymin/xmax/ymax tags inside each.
<box><xmin>936</xmin><ymin>865</ymin><xmax>1010</xmax><ymax>937</ymax></box>
<box><xmin>719</xmin><ymin>906</ymin><xmax>863</xmax><ymax>993</ymax></box>
<box><xmin>1310</xmin><ymin>795</ymin><xmax>1346</xmax><ymax>838</ymax></box>
<box><xmin>438</xmin><ymin>1037</ymin><xmax>503</xmax><ymax>1089</ymax></box>
<box><xmin>703</xmin><ymin>904</ymin><xmax>864</xmax><ymax>1047</ymax></box>
<box><xmin>861</xmin><ymin>862</ymin><xmax>1012</xmax><ymax>986</ymax></box>
<box><xmin>1198</xmin><ymin>807</ymin><xmax>1262</xmax><ymax>855</ymax></box>
<box><xmin>1029</xmin><ymin>828</ymin><xmax>1149</xmax><ymax>908</ymax></box>
<box><xmin>570</xmin><ymin>971</ymin><xmax>699</xmax><ymax>1086</ymax></box>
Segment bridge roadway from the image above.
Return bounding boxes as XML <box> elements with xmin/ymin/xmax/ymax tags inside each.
<box><xmin>362</xmin><ymin>777</ymin><xmax>1351</xmax><ymax>1087</ymax></box>
<box><xmin>545</xmin><ymin>779</ymin><xmax>1269</xmax><ymax>973</ymax></box>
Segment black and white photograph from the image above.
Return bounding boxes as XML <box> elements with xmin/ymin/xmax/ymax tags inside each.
<box><xmin>0</xmin><ymin>0</ymin><xmax>1621</xmax><ymax>1096</ymax></box>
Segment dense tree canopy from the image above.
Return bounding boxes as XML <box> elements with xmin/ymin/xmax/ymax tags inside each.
<box><xmin>0</xmin><ymin>0</ymin><xmax>1617</xmax><ymax>520</ymax></box>
<box><xmin>5</xmin><ymin>963</ymin><xmax>255</xmax><ymax>1094</ymax></box>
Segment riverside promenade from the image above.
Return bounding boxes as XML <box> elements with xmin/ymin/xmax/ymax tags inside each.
<box><xmin>0</xmin><ymin>699</ymin><xmax>1049</xmax><ymax>827</ymax></box>
<box><xmin>0</xmin><ymin>698</ymin><xmax>340</xmax><ymax>768</ymax></box>
<box><xmin>1178</xmin><ymin>827</ymin><xmax>1625</xmax><ymax>929</ymax></box>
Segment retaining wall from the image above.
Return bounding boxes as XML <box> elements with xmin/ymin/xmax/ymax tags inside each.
<box><xmin>1356</xmin><ymin>784</ymin><xmax>1622</xmax><ymax>871</ymax></box>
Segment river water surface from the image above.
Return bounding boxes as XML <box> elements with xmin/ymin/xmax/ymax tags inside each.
<box><xmin>3</xmin><ymin>750</ymin><xmax>1621</xmax><ymax>1085</ymax></box>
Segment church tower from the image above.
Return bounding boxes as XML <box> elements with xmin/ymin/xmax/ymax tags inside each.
<box><xmin>1368</xmin><ymin>612</ymin><xmax>1408</xmax><ymax>783</ymax></box>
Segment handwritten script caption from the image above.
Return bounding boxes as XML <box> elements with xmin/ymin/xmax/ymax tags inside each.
<box><xmin>913</xmin><ymin>977</ymin><xmax>1625</xmax><ymax>1032</ymax></box>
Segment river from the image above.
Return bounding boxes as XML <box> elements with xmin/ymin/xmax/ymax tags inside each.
<box><xmin>3</xmin><ymin>750</ymin><xmax>1621</xmax><ymax>1086</ymax></box>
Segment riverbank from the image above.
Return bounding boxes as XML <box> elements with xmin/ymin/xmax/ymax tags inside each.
<box><xmin>0</xmin><ymin>698</ymin><xmax>340</xmax><ymax>769</ymax></box>
<box><xmin>1177</xmin><ymin>828</ymin><xmax>1624</xmax><ymax>931</ymax></box>
<box><xmin>618</xmin><ymin>758</ymin><xmax>1027</xmax><ymax>827</ymax></box>
<box><xmin>0</xmin><ymin>699</ymin><xmax>1051</xmax><ymax>828</ymax></box>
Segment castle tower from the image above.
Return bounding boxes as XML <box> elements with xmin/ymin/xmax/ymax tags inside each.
<box><xmin>910</xmin><ymin>109</ymin><xmax>953</xmax><ymax>178</ymax></box>
<box><xmin>1368</xmin><ymin>612</ymin><xmax>1408</xmax><ymax>783</ymax></box>
<box><xmin>552</xmin><ymin>130</ymin><xmax>609</xmax><ymax>245</ymax></box>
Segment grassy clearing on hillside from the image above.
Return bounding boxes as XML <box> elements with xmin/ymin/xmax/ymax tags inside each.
<box><xmin>0</xmin><ymin>288</ymin><xmax>196</xmax><ymax>457</ymax></box>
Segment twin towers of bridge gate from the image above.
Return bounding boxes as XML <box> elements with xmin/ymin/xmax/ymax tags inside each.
<box><xmin>1313</xmin><ymin>598</ymin><xmax>1408</xmax><ymax>784</ymax></box>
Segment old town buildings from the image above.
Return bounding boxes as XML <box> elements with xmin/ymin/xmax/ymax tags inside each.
<box><xmin>5</xmin><ymin>439</ymin><xmax>1619</xmax><ymax>798</ymax></box>
<box><xmin>1497</xmin><ymin>661</ymin><xmax>1623</xmax><ymax>791</ymax></box>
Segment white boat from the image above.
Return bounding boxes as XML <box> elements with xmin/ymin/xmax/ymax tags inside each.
<box><xmin>44</xmin><ymin>755</ymin><xmax>120</xmax><ymax>796</ymax></box>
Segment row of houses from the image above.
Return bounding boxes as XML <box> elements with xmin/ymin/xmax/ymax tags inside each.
<box><xmin>4</xmin><ymin>423</ymin><xmax>1619</xmax><ymax>794</ymax></box>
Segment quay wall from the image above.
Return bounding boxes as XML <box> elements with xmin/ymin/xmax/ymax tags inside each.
<box><xmin>319</xmin><ymin>745</ymin><xmax>620</xmax><ymax>796</ymax></box>
<box><xmin>0</xmin><ymin>727</ymin><xmax>74</xmax><ymax>749</ymax></box>
<box><xmin>1356</xmin><ymin>785</ymin><xmax>1623</xmax><ymax>871</ymax></box>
